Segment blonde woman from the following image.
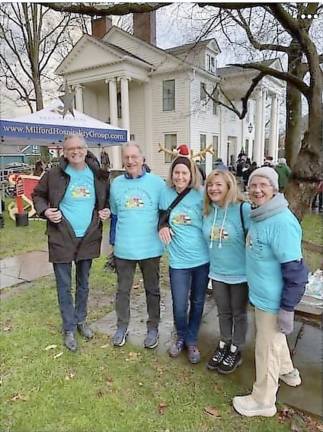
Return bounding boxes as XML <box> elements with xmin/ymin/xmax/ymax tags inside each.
<box><xmin>203</xmin><ymin>170</ymin><xmax>251</xmax><ymax>374</ymax></box>
<box><xmin>159</xmin><ymin>156</ymin><xmax>209</xmax><ymax>364</ymax></box>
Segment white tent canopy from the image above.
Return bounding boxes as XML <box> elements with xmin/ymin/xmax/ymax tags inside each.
<box><xmin>0</xmin><ymin>99</ymin><xmax>127</xmax><ymax>148</ymax></box>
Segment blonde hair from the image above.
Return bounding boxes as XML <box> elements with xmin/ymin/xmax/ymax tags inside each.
<box><xmin>204</xmin><ymin>169</ymin><xmax>245</xmax><ymax>215</ymax></box>
<box><xmin>167</xmin><ymin>156</ymin><xmax>201</xmax><ymax>190</ymax></box>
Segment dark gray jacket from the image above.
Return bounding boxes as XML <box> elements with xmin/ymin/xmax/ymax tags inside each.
<box><xmin>32</xmin><ymin>152</ymin><xmax>109</xmax><ymax>263</ymax></box>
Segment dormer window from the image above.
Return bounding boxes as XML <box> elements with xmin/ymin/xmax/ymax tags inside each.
<box><xmin>206</xmin><ymin>54</ymin><xmax>216</xmax><ymax>73</ymax></box>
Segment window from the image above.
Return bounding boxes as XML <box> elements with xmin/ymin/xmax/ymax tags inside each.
<box><xmin>206</xmin><ymin>54</ymin><xmax>216</xmax><ymax>73</ymax></box>
<box><xmin>213</xmin><ymin>100</ymin><xmax>218</xmax><ymax>115</ymax></box>
<box><xmin>212</xmin><ymin>135</ymin><xmax>219</xmax><ymax>169</ymax></box>
<box><xmin>164</xmin><ymin>134</ymin><xmax>177</xmax><ymax>163</ymax></box>
<box><xmin>117</xmin><ymin>92</ymin><xmax>121</xmax><ymax>119</ymax></box>
<box><xmin>163</xmin><ymin>79</ymin><xmax>175</xmax><ymax>111</ymax></box>
<box><xmin>200</xmin><ymin>82</ymin><xmax>207</xmax><ymax>101</ymax></box>
<box><xmin>130</xmin><ymin>134</ymin><xmax>135</xmax><ymax>141</ymax></box>
<box><xmin>199</xmin><ymin>134</ymin><xmax>207</xmax><ymax>171</ymax></box>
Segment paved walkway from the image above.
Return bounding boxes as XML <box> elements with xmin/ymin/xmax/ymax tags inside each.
<box><xmin>1</xmin><ymin>250</ymin><xmax>322</xmax><ymax>417</ymax></box>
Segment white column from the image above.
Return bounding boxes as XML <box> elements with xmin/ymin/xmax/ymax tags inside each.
<box><xmin>74</xmin><ymin>84</ymin><xmax>83</xmax><ymax>112</ymax></box>
<box><xmin>253</xmin><ymin>88</ymin><xmax>263</xmax><ymax>166</ymax></box>
<box><xmin>268</xmin><ymin>93</ymin><xmax>278</xmax><ymax>162</ymax></box>
<box><xmin>260</xmin><ymin>88</ymin><xmax>267</xmax><ymax>163</ymax></box>
<box><xmin>274</xmin><ymin>96</ymin><xmax>280</xmax><ymax>161</ymax></box>
<box><xmin>107</xmin><ymin>78</ymin><xmax>121</xmax><ymax>169</ymax></box>
<box><xmin>120</xmin><ymin>77</ymin><xmax>130</xmax><ymax>133</ymax></box>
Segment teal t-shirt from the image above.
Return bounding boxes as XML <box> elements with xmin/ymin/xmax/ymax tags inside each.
<box><xmin>246</xmin><ymin>208</ymin><xmax>303</xmax><ymax>313</ymax></box>
<box><xmin>110</xmin><ymin>173</ymin><xmax>165</xmax><ymax>260</ymax></box>
<box><xmin>203</xmin><ymin>202</ymin><xmax>251</xmax><ymax>283</ymax></box>
<box><xmin>160</xmin><ymin>187</ymin><xmax>209</xmax><ymax>269</ymax></box>
<box><xmin>59</xmin><ymin>164</ymin><xmax>95</xmax><ymax>237</ymax></box>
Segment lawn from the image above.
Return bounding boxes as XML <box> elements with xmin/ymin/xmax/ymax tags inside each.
<box><xmin>1</xmin><ymin>206</ymin><xmax>322</xmax><ymax>431</ymax></box>
<box><xmin>1</xmin><ymin>266</ymin><xmax>295</xmax><ymax>432</ymax></box>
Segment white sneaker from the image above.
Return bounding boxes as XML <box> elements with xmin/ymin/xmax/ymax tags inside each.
<box><xmin>233</xmin><ymin>395</ymin><xmax>277</xmax><ymax>417</ymax></box>
<box><xmin>279</xmin><ymin>368</ymin><xmax>301</xmax><ymax>387</ymax></box>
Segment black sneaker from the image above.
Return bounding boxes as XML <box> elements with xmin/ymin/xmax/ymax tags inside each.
<box><xmin>217</xmin><ymin>347</ymin><xmax>242</xmax><ymax>374</ymax></box>
<box><xmin>207</xmin><ymin>342</ymin><xmax>229</xmax><ymax>370</ymax></box>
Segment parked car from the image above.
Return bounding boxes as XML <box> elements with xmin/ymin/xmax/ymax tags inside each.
<box><xmin>4</xmin><ymin>162</ymin><xmax>32</xmax><ymax>173</ymax></box>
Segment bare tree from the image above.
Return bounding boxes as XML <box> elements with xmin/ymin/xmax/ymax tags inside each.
<box><xmin>0</xmin><ymin>3</ymin><xmax>83</xmax><ymax>112</ymax></box>
<box><xmin>41</xmin><ymin>2</ymin><xmax>323</xmax><ymax>220</ymax></box>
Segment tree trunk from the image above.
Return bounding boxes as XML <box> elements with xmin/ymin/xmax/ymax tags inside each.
<box><xmin>285</xmin><ymin>54</ymin><xmax>322</xmax><ymax>221</ymax></box>
<box><xmin>284</xmin><ymin>41</ymin><xmax>304</xmax><ymax>169</ymax></box>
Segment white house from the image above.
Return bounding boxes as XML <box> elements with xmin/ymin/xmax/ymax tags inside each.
<box><xmin>56</xmin><ymin>13</ymin><xmax>284</xmax><ymax>176</ymax></box>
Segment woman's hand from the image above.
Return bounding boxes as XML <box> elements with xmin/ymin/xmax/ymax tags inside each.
<box><xmin>159</xmin><ymin>226</ymin><xmax>173</xmax><ymax>245</ymax></box>
<box><xmin>44</xmin><ymin>208</ymin><xmax>62</xmax><ymax>223</ymax></box>
<box><xmin>98</xmin><ymin>208</ymin><xmax>111</xmax><ymax>221</ymax></box>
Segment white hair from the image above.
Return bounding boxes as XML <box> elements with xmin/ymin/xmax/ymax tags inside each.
<box><xmin>63</xmin><ymin>134</ymin><xmax>87</xmax><ymax>149</ymax></box>
<box><xmin>121</xmin><ymin>142</ymin><xmax>144</xmax><ymax>157</ymax></box>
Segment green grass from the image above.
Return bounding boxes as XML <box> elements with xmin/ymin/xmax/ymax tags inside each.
<box><xmin>1</xmin><ymin>270</ymin><xmax>292</xmax><ymax>432</ymax></box>
<box><xmin>301</xmin><ymin>212</ymin><xmax>323</xmax><ymax>244</ymax></box>
<box><xmin>0</xmin><ymin>200</ymin><xmax>47</xmax><ymax>258</ymax></box>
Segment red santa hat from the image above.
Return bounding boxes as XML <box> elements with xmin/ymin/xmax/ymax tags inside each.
<box><xmin>176</xmin><ymin>144</ymin><xmax>190</xmax><ymax>156</ymax></box>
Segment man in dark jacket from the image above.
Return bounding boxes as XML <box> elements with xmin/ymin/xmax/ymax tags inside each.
<box><xmin>32</xmin><ymin>134</ymin><xmax>110</xmax><ymax>352</ymax></box>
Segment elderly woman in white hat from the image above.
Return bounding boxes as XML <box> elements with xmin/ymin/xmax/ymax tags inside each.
<box><xmin>233</xmin><ymin>167</ymin><xmax>308</xmax><ymax>418</ymax></box>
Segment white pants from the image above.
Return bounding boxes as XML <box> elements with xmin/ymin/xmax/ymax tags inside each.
<box><xmin>251</xmin><ymin>308</ymin><xmax>295</xmax><ymax>406</ymax></box>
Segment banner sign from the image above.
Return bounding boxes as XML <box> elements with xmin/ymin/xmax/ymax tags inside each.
<box><xmin>0</xmin><ymin>120</ymin><xmax>127</xmax><ymax>144</ymax></box>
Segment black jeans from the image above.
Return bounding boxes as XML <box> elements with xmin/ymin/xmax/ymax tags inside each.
<box><xmin>212</xmin><ymin>280</ymin><xmax>249</xmax><ymax>349</ymax></box>
<box><xmin>53</xmin><ymin>260</ymin><xmax>92</xmax><ymax>332</ymax></box>
<box><xmin>114</xmin><ymin>257</ymin><xmax>161</xmax><ymax>330</ymax></box>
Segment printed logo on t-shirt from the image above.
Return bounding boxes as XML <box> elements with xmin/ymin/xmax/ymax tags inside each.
<box><xmin>172</xmin><ymin>213</ymin><xmax>192</xmax><ymax>225</ymax></box>
<box><xmin>210</xmin><ymin>226</ymin><xmax>229</xmax><ymax>241</ymax></box>
<box><xmin>125</xmin><ymin>196</ymin><xmax>144</xmax><ymax>208</ymax></box>
<box><xmin>70</xmin><ymin>184</ymin><xmax>91</xmax><ymax>198</ymax></box>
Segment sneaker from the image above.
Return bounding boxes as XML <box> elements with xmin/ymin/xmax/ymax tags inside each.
<box><xmin>77</xmin><ymin>322</ymin><xmax>94</xmax><ymax>339</ymax></box>
<box><xmin>168</xmin><ymin>339</ymin><xmax>185</xmax><ymax>358</ymax></box>
<box><xmin>207</xmin><ymin>341</ymin><xmax>229</xmax><ymax>371</ymax></box>
<box><xmin>217</xmin><ymin>345</ymin><xmax>242</xmax><ymax>374</ymax></box>
<box><xmin>233</xmin><ymin>395</ymin><xmax>277</xmax><ymax>417</ymax></box>
<box><xmin>187</xmin><ymin>345</ymin><xmax>201</xmax><ymax>364</ymax></box>
<box><xmin>112</xmin><ymin>327</ymin><xmax>128</xmax><ymax>347</ymax></box>
<box><xmin>144</xmin><ymin>328</ymin><xmax>159</xmax><ymax>349</ymax></box>
<box><xmin>64</xmin><ymin>331</ymin><xmax>77</xmax><ymax>352</ymax></box>
<box><xmin>279</xmin><ymin>368</ymin><xmax>301</xmax><ymax>387</ymax></box>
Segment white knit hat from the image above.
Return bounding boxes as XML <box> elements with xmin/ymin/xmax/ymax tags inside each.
<box><xmin>248</xmin><ymin>167</ymin><xmax>279</xmax><ymax>191</ymax></box>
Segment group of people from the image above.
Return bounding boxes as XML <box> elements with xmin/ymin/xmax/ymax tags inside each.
<box><xmin>32</xmin><ymin>134</ymin><xmax>308</xmax><ymax>418</ymax></box>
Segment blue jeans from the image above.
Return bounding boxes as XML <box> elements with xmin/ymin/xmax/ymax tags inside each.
<box><xmin>169</xmin><ymin>263</ymin><xmax>209</xmax><ymax>346</ymax></box>
<box><xmin>53</xmin><ymin>259</ymin><xmax>92</xmax><ymax>332</ymax></box>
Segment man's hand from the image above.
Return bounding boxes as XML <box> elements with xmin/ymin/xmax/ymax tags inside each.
<box><xmin>98</xmin><ymin>208</ymin><xmax>111</xmax><ymax>221</ymax></box>
<box><xmin>44</xmin><ymin>208</ymin><xmax>62</xmax><ymax>223</ymax></box>
<box><xmin>159</xmin><ymin>226</ymin><xmax>173</xmax><ymax>245</ymax></box>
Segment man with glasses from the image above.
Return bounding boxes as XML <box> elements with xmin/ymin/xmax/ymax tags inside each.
<box><xmin>32</xmin><ymin>134</ymin><xmax>110</xmax><ymax>352</ymax></box>
<box><xmin>109</xmin><ymin>142</ymin><xmax>165</xmax><ymax>349</ymax></box>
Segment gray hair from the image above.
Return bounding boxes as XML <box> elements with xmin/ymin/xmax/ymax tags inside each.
<box><xmin>63</xmin><ymin>134</ymin><xmax>87</xmax><ymax>149</ymax></box>
<box><xmin>121</xmin><ymin>142</ymin><xmax>144</xmax><ymax>157</ymax></box>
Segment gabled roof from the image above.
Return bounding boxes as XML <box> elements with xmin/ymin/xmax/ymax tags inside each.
<box><xmin>55</xmin><ymin>33</ymin><xmax>152</xmax><ymax>75</ymax></box>
<box><xmin>166</xmin><ymin>38</ymin><xmax>221</xmax><ymax>55</ymax></box>
<box><xmin>217</xmin><ymin>58</ymin><xmax>283</xmax><ymax>76</ymax></box>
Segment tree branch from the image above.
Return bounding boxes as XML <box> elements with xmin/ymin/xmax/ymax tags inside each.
<box><xmin>40</xmin><ymin>2</ymin><xmax>168</xmax><ymax>16</ymax></box>
<box><xmin>231</xmin><ymin>62</ymin><xmax>310</xmax><ymax>96</ymax></box>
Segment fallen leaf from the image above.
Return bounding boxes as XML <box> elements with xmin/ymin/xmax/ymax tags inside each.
<box><xmin>100</xmin><ymin>343</ymin><xmax>110</xmax><ymax>348</ymax></box>
<box><xmin>158</xmin><ymin>402</ymin><xmax>168</xmax><ymax>415</ymax></box>
<box><xmin>316</xmin><ymin>424</ymin><xmax>323</xmax><ymax>431</ymax></box>
<box><xmin>204</xmin><ymin>406</ymin><xmax>220</xmax><ymax>417</ymax></box>
<box><xmin>3</xmin><ymin>326</ymin><xmax>12</xmax><ymax>332</ymax></box>
<box><xmin>53</xmin><ymin>352</ymin><xmax>63</xmax><ymax>359</ymax></box>
<box><xmin>65</xmin><ymin>370</ymin><xmax>76</xmax><ymax>380</ymax></box>
<box><xmin>133</xmin><ymin>284</ymin><xmax>140</xmax><ymax>289</ymax></box>
<box><xmin>138</xmin><ymin>382</ymin><xmax>143</xmax><ymax>386</ymax></box>
<box><xmin>10</xmin><ymin>393</ymin><xmax>28</xmax><ymax>402</ymax></box>
<box><xmin>45</xmin><ymin>344</ymin><xmax>57</xmax><ymax>351</ymax></box>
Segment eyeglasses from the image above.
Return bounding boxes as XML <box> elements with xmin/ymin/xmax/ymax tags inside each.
<box><xmin>65</xmin><ymin>146</ymin><xmax>86</xmax><ymax>153</ymax></box>
<box><xmin>248</xmin><ymin>183</ymin><xmax>273</xmax><ymax>191</ymax></box>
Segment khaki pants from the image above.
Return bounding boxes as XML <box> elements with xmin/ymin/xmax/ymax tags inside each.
<box><xmin>251</xmin><ymin>308</ymin><xmax>294</xmax><ymax>406</ymax></box>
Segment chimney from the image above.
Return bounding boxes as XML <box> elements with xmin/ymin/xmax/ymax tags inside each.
<box><xmin>133</xmin><ymin>11</ymin><xmax>156</xmax><ymax>45</ymax></box>
<box><xmin>91</xmin><ymin>17</ymin><xmax>112</xmax><ymax>39</ymax></box>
